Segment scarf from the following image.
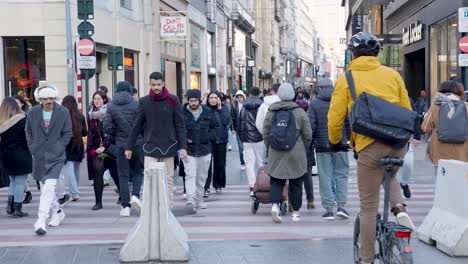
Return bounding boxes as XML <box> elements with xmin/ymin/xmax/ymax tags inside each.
<box><xmin>149</xmin><ymin>87</ymin><xmax>177</xmax><ymax>106</ymax></box>
<box><xmin>88</xmin><ymin>104</ymin><xmax>107</xmax><ymax>122</ymax></box>
<box><xmin>434</xmin><ymin>92</ymin><xmax>460</xmax><ymax>119</ymax></box>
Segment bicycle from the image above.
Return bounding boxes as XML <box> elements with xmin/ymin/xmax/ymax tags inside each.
<box><xmin>353</xmin><ymin>157</ymin><xmax>414</xmax><ymax>264</ymax></box>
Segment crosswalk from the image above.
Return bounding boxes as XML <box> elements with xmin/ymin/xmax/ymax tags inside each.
<box><xmin>0</xmin><ymin>182</ymin><xmax>434</xmax><ymax>247</ymax></box>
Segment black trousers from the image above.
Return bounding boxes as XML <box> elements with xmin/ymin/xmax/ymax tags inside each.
<box><xmin>304</xmin><ymin>153</ymin><xmax>315</xmax><ymax>202</ymax></box>
<box><xmin>116</xmin><ymin>146</ymin><xmax>144</xmax><ymax>208</ymax></box>
<box><xmin>205</xmin><ymin>143</ymin><xmax>227</xmax><ymax>190</ymax></box>
<box><xmin>93</xmin><ymin>158</ymin><xmax>119</xmax><ymax>205</ymax></box>
<box><xmin>270</xmin><ymin>175</ymin><xmax>304</xmax><ymax>211</ymax></box>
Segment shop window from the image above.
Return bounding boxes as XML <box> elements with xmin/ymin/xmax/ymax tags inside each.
<box><xmin>190</xmin><ymin>72</ymin><xmax>201</xmax><ymax>89</ymax></box>
<box><xmin>3</xmin><ymin>37</ymin><xmax>46</xmax><ymax>104</ymax></box>
<box><xmin>120</xmin><ymin>0</ymin><xmax>132</xmax><ymax>10</ymax></box>
<box><xmin>124</xmin><ymin>49</ymin><xmax>138</xmax><ymax>88</ymax></box>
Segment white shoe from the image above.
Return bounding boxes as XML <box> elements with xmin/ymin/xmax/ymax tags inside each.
<box><xmin>271</xmin><ymin>204</ymin><xmax>282</xmax><ymax>223</ymax></box>
<box><xmin>34</xmin><ymin>218</ymin><xmax>47</xmax><ymax>235</ymax></box>
<box><xmin>228</xmin><ymin>145</ymin><xmax>232</xmax><ymax>151</ymax></box>
<box><xmin>198</xmin><ymin>202</ymin><xmax>208</xmax><ymax>209</ymax></box>
<box><xmin>130</xmin><ymin>195</ymin><xmax>142</xmax><ymax>212</ymax></box>
<box><xmin>396</xmin><ymin>212</ymin><xmax>416</xmax><ymax>230</ymax></box>
<box><xmin>240</xmin><ymin>165</ymin><xmax>246</xmax><ymax>171</ymax></box>
<box><xmin>292</xmin><ymin>211</ymin><xmax>301</xmax><ymax>222</ymax></box>
<box><xmin>120</xmin><ymin>207</ymin><xmax>131</xmax><ymax>217</ymax></box>
<box><xmin>49</xmin><ymin>209</ymin><xmax>66</xmax><ymax>227</ymax></box>
<box><xmin>182</xmin><ymin>193</ymin><xmax>187</xmax><ymax>200</ymax></box>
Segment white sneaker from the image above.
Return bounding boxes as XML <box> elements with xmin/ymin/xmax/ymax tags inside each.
<box><xmin>182</xmin><ymin>193</ymin><xmax>187</xmax><ymax>200</ymax></box>
<box><xmin>271</xmin><ymin>204</ymin><xmax>282</xmax><ymax>223</ymax></box>
<box><xmin>120</xmin><ymin>207</ymin><xmax>131</xmax><ymax>217</ymax></box>
<box><xmin>130</xmin><ymin>195</ymin><xmax>142</xmax><ymax>212</ymax></box>
<box><xmin>34</xmin><ymin>218</ymin><xmax>47</xmax><ymax>235</ymax></box>
<box><xmin>49</xmin><ymin>210</ymin><xmax>66</xmax><ymax>227</ymax></box>
<box><xmin>292</xmin><ymin>211</ymin><xmax>301</xmax><ymax>222</ymax></box>
<box><xmin>228</xmin><ymin>145</ymin><xmax>232</xmax><ymax>151</ymax></box>
<box><xmin>240</xmin><ymin>165</ymin><xmax>246</xmax><ymax>171</ymax></box>
<box><xmin>198</xmin><ymin>202</ymin><xmax>208</xmax><ymax>209</ymax></box>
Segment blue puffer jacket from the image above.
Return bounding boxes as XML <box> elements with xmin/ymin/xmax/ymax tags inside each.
<box><xmin>208</xmin><ymin>105</ymin><xmax>231</xmax><ymax>144</ymax></box>
<box><xmin>183</xmin><ymin>105</ymin><xmax>214</xmax><ymax>157</ymax></box>
<box><xmin>308</xmin><ymin>87</ymin><xmax>351</xmax><ymax>152</ymax></box>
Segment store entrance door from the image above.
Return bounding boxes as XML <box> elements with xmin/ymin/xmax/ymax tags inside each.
<box><xmin>404</xmin><ymin>48</ymin><xmax>425</xmax><ymax>100</ymax></box>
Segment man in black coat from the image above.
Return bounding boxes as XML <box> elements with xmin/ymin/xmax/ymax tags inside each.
<box><xmin>104</xmin><ymin>81</ymin><xmax>144</xmax><ymax>216</ymax></box>
<box><xmin>182</xmin><ymin>89</ymin><xmax>214</xmax><ymax>212</ymax></box>
<box><xmin>238</xmin><ymin>87</ymin><xmax>263</xmax><ymax>197</ymax></box>
<box><xmin>231</xmin><ymin>90</ymin><xmax>246</xmax><ymax>169</ymax></box>
<box><xmin>126</xmin><ymin>72</ymin><xmax>187</xmax><ymax>208</ymax></box>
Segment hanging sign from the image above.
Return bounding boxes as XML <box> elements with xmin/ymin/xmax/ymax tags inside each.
<box><xmin>161</xmin><ymin>16</ymin><xmax>187</xmax><ymax>37</ymax></box>
<box><xmin>402</xmin><ymin>21</ymin><xmax>423</xmax><ymax>46</ymax></box>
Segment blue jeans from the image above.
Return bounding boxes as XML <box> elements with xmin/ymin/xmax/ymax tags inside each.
<box><xmin>228</xmin><ymin>128</ymin><xmax>234</xmax><ymax>147</ymax></box>
<box><xmin>8</xmin><ymin>175</ymin><xmax>27</xmax><ymax>201</ymax></box>
<box><xmin>235</xmin><ymin>133</ymin><xmax>245</xmax><ymax>165</ymax></box>
<box><xmin>63</xmin><ymin>161</ymin><xmax>81</xmax><ymax>199</ymax></box>
<box><xmin>317</xmin><ymin>152</ymin><xmax>349</xmax><ymax>211</ymax></box>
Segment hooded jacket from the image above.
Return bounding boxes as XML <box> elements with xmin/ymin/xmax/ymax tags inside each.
<box><xmin>104</xmin><ymin>91</ymin><xmax>143</xmax><ymax>149</ymax></box>
<box><xmin>238</xmin><ymin>96</ymin><xmax>263</xmax><ymax>143</ymax></box>
<box><xmin>255</xmin><ymin>94</ymin><xmax>281</xmax><ymax>134</ymax></box>
<box><xmin>308</xmin><ymin>87</ymin><xmax>351</xmax><ymax>152</ymax></box>
<box><xmin>231</xmin><ymin>90</ymin><xmax>246</xmax><ymax>132</ymax></box>
<box><xmin>328</xmin><ymin>56</ymin><xmax>412</xmax><ymax>152</ymax></box>
<box><xmin>0</xmin><ymin>113</ymin><xmax>32</xmax><ymax>175</ymax></box>
<box><xmin>183</xmin><ymin>104</ymin><xmax>213</xmax><ymax>157</ymax></box>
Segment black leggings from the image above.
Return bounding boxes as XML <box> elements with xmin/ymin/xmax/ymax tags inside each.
<box><xmin>270</xmin><ymin>175</ymin><xmax>304</xmax><ymax>211</ymax></box>
<box><xmin>93</xmin><ymin>158</ymin><xmax>119</xmax><ymax>205</ymax></box>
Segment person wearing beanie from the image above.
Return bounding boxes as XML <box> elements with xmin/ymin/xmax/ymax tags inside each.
<box><xmin>204</xmin><ymin>91</ymin><xmax>231</xmax><ymax>194</ymax></box>
<box><xmin>238</xmin><ymin>87</ymin><xmax>264</xmax><ymax>197</ymax></box>
<box><xmin>262</xmin><ymin>82</ymin><xmax>312</xmax><ymax>223</ymax></box>
<box><xmin>308</xmin><ymin>77</ymin><xmax>351</xmax><ymax>221</ymax></box>
<box><xmin>26</xmin><ymin>82</ymin><xmax>72</xmax><ymax>235</ymax></box>
<box><xmin>182</xmin><ymin>89</ymin><xmax>214</xmax><ymax>212</ymax></box>
<box><xmin>103</xmin><ymin>81</ymin><xmax>144</xmax><ymax>216</ymax></box>
<box><xmin>231</xmin><ymin>90</ymin><xmax>246</xmax><ymax>171</ymax></box>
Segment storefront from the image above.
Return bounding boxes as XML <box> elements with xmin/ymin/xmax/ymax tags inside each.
<box><xmin>383</xmin><ymin>0</ymin><xmax>463</xmax><ymax>100</ymax></box>
<box><xmin>190</xmin><ymin>23</ymin><xmax>203</xmax><ymax>91</ymax></box>
<box><xmin>2</xmin><ymin>37</ymin><xmax>46</xmax><ymax>104</ymax></box>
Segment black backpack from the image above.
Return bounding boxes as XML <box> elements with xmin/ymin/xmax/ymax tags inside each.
<box><xmin>269</xmin><ymin>108</ymin><xmax>299</xmax><ymax>151</ymax></box>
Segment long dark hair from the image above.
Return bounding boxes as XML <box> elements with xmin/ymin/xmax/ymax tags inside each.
<box><xmin>91</xmin><ymin>90</ymin><xmax>107</xmax><ymax>111</ymax></box>
<box><xmin>62</xmin><ymin>96</ymin><xmax>83</xmax><ymax>151</ymax></box>
<box><xmin>13</xmin><ymin>95</ymin><xmax>30</xmax><ymax>112</ymax></box>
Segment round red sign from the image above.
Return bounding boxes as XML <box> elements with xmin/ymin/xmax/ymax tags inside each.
<box><xmin>459</xmin><ymin>36</ymin><xmax>468</xmax><ymax>53</ymax></box>
<box><xmin>77</xmin><ymin>39</ymin><xmax>94</xmax><ymax>56</ymax></box>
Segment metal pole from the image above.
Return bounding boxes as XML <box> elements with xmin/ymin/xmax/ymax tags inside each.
<box><xmin>65</xmin><ymin>0</ymin><xmax>75</xmax><ymax>95</ymax></box>
<box><xmin>113</xmin><ymin>69</ymin><xmax>117</xmax><ymax>92</ymax></box>
<box><xmin>85</xmin><ymin>71</ymin><xmax>89</xmax><ymax>112</ymax></box>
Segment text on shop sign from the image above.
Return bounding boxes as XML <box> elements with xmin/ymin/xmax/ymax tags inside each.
<box><xmin>161</xmin><ymin>16</ymin><xmax>186</xmax><ymax>37</ymax></box>
<box><xmin>402</xmin><ymin>21</ymin><xmax>423</xmax><ymax>46</ymax></box>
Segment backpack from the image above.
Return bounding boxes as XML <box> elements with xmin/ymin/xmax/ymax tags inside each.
<box><xmin>269</xmin><ymin>108</ymin><xmax>299</xmax><ymax>151</ymax></box>
<box><xmin>437</xmin><ymin>100</ymin><xmax>468</xmax><ymax>144</ymax></box>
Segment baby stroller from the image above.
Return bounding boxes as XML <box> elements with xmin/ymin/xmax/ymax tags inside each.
<box><xmin>251</xmin><ymin>165</ymin><xmax>288</xmax><ymax>215</ymax></box>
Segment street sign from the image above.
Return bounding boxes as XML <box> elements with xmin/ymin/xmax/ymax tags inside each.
<box><xmin>108</xmin><ymin>46</ymin><xmax>124</xmax><ymax>71</ymax></box>
<box><xmin>459</xmin><ymin>7</ymin><xmax>468</xmax><ymax>33</ymax></box>
<box><xmin>78</xmin><ymin>0</ymin><xmax>94</xmax><ymax>20</ymax></box>
<box><xmin>460</xmin><ymin>36</ymin><xmax>468</xmax><ymax>53</ymax></box>
<box><xmin>77</xmin><ymin>38</ymin><xmax>94</xmax><ymax>55</ymax></box>
<box><xmin>78</xmin><ymin>56</ymin><xmax>96</xmax><ymax>69</ymax></box>
<box><xmin>458</xmin><ymin>54</ymin><xmax>468</xmax><ymax>67</ymax></box>
<box><xmin>78</xmin><ymin>21</ymin><xmax>94</xmax><ymax>38</ymax></box>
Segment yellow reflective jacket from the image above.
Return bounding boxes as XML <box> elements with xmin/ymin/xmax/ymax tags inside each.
<box><xmin>328</xmin><ymin>56</ymin><xmax>412</xmax><ymax>153</ymax></box>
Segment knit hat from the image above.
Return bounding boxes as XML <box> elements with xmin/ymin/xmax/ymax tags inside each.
<box><xmin>235</xmin><ymin>90</ymin><xmax>246</xmax><ymax>98</ymax></box>
<box><xmin>187</xmin><ymin>89</ymin><xmax>201</xmax><ymax>101</ymax></box>
<box><xmin>116</xmin><ymin>81</ymin><xmax>133</xmax><ymax>94</ymax></box>
<box><xmin>317</xmin><ymin>77</ymin><xmax>334</xmax><ymax>88</ymax></box>
<box><xmin>35</xmin><ymin>81</ymin><xmax>57</xmax><ymax>100</ymax></box>
<box><xmin>277</xmin><ymin>83</ymin><xmax>295</xmax><ymax>101</ymax></box>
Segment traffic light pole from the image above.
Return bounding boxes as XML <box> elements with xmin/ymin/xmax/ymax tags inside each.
<box><xmin>84</xmin><ymin>70</ymin><xmax>89</xmax><ymax>112</ymax></box>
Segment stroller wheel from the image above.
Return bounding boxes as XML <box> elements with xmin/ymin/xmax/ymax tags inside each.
<box><xmin>251</xmin><ymin>201</ymin><xmax>259</xmax><ymax>214</ymax></box>
<box><xmin>280</xmin><ymin>202</ymin><xmax>288</xmax><ymax>216</ymax></box>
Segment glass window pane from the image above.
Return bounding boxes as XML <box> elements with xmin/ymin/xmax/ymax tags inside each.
<box><xmin>4</xmin><ymin>37</ymin><xmax>46</xmax><ymax>104</ymax></box>
<box><xmin>448</xmin><ymin>16</ymin><xmax>458</xmax><ymax>78</ymax></box>
<box><xmin>438</xmin><ymin>20</ymin><xmax>448</xmax><ymax>85</ymax></box>
<box><xmin>430</xmin><ymin>25</ymin><xmax>439</xmax><ymax>99</ymax></box>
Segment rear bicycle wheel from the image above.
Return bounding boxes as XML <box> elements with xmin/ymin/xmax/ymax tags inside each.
<box><xmin>353</xmin><ymin>215</ymin><xmax>361</xmax><ymax>264</ymax></box>
<box><xmin>386</xmin><ymin>235</ymin><xmax>413</xmax><ymax>264</ymax></box>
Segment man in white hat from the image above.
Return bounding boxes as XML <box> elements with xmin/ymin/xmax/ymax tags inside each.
<box><xmin>25</xmin><ymin>82</ymin><xmax>72</xmax><ymax>235</ymax></box>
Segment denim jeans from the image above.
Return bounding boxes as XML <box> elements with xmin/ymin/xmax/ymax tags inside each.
<box><xmin>228</xmin><ymin>128</ymin><xmax>234</xmax><ymax>147</ymax></box>
<box><xmin>235</xmin><ymin>133</ymin><xmax>245</xmax><ymax>165</ymax></box>
<box><xmin>316</xmin><ymin>152</ymin><xmax>349</xmax><ymax>210</ymax></box>
<box><xmin>398</xmin><ymin>143</ymin><xmax>414</xmax><ymax>185</ymax></box>
<box><xmin>8</xmin><ymin>175</ymin><xmax>27</xmax><ymax>201</ymax></box>
<box><xmin>63</xmin><ymin>161</ymin><xmax>81</xmax><ymax>199</ymax></box>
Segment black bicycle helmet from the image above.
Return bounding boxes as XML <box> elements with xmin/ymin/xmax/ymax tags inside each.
<box><xmin>348</xmin><ymin>32</ymin><xmax>381</xmax><ymax>54</ymax></box>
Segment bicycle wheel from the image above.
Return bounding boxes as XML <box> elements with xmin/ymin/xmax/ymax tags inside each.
<box><xmin>386</xmin><ymin>235</ymin><xmax>413</xmax><ymax>264</ymax></box>
<box><xmin>353</xmin><ymin>215</ymin><xmax>361</xmax><ymax>264</ymax></box>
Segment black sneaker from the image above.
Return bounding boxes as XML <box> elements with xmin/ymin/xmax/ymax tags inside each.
<box><xmin>400</xmin><ymin>184</ymin><xmax>411</xmax><ymax>199</ymax></box>
<box><xmin>203</xmin><ymin>190</ymin><xmax>210</xmax><ymax>198</ymax></box>
<box><xmin>336</xmin><ymin>207</ymin><xmax>350</xmax><ymax>219</ymax></box>
<box><xmin>322</xmin><ymin>211</ymin><xmax>335</xmax><ymax>221</ymax></box>
<box><xmin>58</xmin><ymin>195</ymin><xmax>70</xmax><ymax>206</ymax></box>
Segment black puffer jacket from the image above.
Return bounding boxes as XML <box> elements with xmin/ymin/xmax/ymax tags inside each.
<box><xmin>308</xmin><ymin>87</ymin><xmax>350</xmax><ymax>152</ymax></box>
<box><xmin>183</xmin><ymin>105</ymin><xmax>213</xmax><ymax>157</ymax></box>
<box><xmin>104</xmin><ymin>91</ymin><xmax>143</xmax><ymax>149</ymax></box>
<box><xmin>208</xmin><ymin>105</ymin><xmax>231</xmax><ymax>144</ymax></box>
<box><xmin>238</xmin><ymin>96</ymin><xmax>263</xmax><ymax>143</ymax></box>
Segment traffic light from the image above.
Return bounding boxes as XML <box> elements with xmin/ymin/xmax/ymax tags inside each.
<box><xmin>108</xmin><ymin>46</ymin><xmax>124</xmax><ymax>71</ymax></box>
<box><xmin>78</xmin><ymin>0</ymin><xmax>94</xmax><ymax>20</ymax></box>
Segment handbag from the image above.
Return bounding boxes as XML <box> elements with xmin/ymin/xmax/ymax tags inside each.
<box><xmin>345</xmin><ymin>71</ymin><xmax>417</xmax><ymax>147</ymax></box>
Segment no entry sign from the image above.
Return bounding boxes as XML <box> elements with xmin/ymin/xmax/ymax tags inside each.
<box><xmin>459</xmin><ymin>36</ymin><xmax>468</xmax><ymax>53</ymax></box>
<box><xmin>77</xmin><ymin>38</ymin><xmax>95</xmax><ymax>56</ymax></box>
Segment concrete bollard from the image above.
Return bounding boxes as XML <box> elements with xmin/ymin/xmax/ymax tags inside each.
<box><xmin>120</xmin><ymin>162</ymin><xmax>190</xmax><ymax>262</ymax></box>
<box><xmin>417</xmin><ymin>159</ymin><xmax>468</xmax><ymax>256</ymax></box>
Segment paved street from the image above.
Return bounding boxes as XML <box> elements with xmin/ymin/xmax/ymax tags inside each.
<box><xmin>1</xmin><ymin>142</ymin><xmax>467</xmax><ymax>263</ymax></box>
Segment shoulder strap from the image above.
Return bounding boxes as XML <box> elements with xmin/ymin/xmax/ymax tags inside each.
<box><xmin>345</xmin><ymin>71</ymin><xmax>358</xmax><ymax>102</ymax></box>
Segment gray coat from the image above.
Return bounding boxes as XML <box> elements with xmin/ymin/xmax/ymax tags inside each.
<box><xmin>263</xmin><ymin>101</ymin><xmax>312</xmax><ymax>179</ymax></box>
<box><xmin>25</xmin><ymin>102</ymin><xmax>72</xmax><ymax>182</ymax></box>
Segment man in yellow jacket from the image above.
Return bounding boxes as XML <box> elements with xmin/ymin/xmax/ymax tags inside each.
<box><xmin>328</xmin><ymin>32</ymin><xmax>415</xmax><ymax>264</ymax></box>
